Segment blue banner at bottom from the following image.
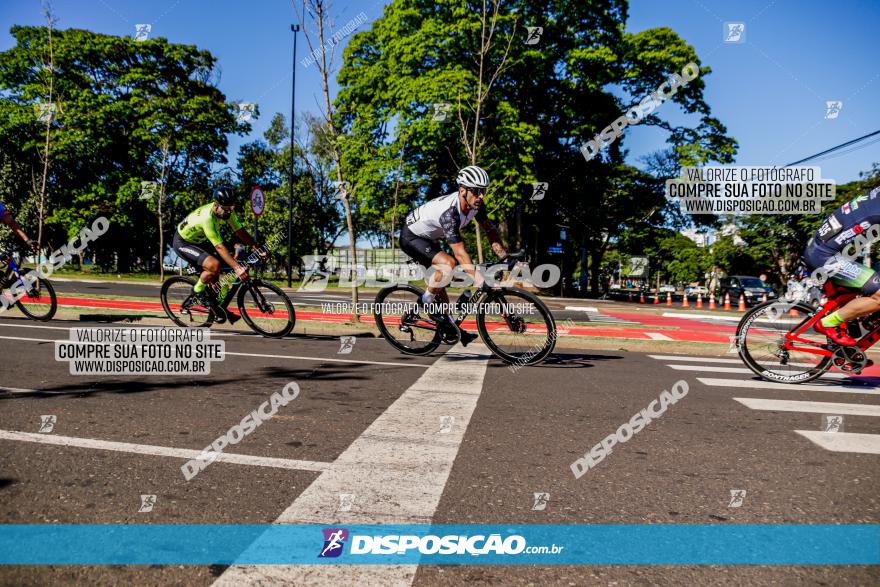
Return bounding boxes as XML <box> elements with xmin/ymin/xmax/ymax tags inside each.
<box><xmin>0</xmin><ymin>524</ymin><xmax>877</xmax><ymax>565</ymax></box>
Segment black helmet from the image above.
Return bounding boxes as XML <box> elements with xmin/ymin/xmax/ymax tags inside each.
<box><xmin>213</xmin><ymin>186</ymin><xmax>237</xmax><ymax>206</ymax></box>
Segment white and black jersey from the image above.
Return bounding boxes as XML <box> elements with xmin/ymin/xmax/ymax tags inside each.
<box><xmin>404</xmin><ymin>192</ymin><xmax>488</xmax><ymax>244</ymax></box>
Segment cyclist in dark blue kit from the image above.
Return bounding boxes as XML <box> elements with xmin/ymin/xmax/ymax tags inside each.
<box><xmin>0</xmin><ymin>202</ymin><xmax>39</xmax><ymax>252</ymax></box>
<box><xmin>804</xmin><ymin>186</ymin><xmax>880</xmax><ymax>345</ymax></box>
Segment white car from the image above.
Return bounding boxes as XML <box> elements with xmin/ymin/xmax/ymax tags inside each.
<box><xmin>684</xmin><ymin>286</ymin><xmax>709</xmax><ymax>297</ymax></box>
<box><xmin>658</xmin><ymin>284</ymin><xmax>676</xmax><ymax>293</ymax></box>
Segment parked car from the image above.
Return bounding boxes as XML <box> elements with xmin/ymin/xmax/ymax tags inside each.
<box><xmin>658</xmin><ymin>284</ymin><xmax>676</xmax><ymax>293</ymax></box>
<box><xmin>684</xmin><ymin>285</ymin><xmax>709</xmax><ymax>298</ymax></box>
<box><xmin>717</xmin><ymin>275</ymin><xmax>777</xmax><ymax>305</ymax></box>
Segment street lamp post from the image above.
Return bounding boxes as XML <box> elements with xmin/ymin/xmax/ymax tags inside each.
<box><xmin>287</xmin><ymin>23</ymin><xmax>300</xmax><ymax>287</ymax></box>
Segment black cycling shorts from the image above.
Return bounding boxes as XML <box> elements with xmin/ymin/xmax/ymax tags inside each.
<box><xmin>172</xmin><ymin>232</ymin><xmax>215</xmax><ymax>269</ymax></box>
<box><xmin>399</xmin><ymin>225</ymin><xmax>442</xmax><ymax>268</ymax></box>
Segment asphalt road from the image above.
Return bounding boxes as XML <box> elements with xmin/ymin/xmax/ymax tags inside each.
<box><xmin>0</xmin><ymin>312</ymin><xmax>877</xmax><ymax>585</ymax></box>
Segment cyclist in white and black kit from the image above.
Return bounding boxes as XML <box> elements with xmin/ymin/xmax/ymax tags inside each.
<box><xmin>399</xmin><ymin>165</ymin><xmax>508</xmax><ymax>344</ymax></box>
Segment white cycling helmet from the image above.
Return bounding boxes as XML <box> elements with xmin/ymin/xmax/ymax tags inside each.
<box><xmin>456</xmin><ymin>165</ymin><xmax>490</xmax><ymax>189</ymax></box>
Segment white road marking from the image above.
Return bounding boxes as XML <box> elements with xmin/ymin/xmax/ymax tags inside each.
<box><xmin>564</xmin><ymin>306</ymin><xmax>598</xmax><ymax>312</ymax></box>
<box><xmin>663</xmin><ymin>312</ymin><xmax>740</xmax><ymax>322</ymax></box>
<box><xmin>0</xmin><ymin>331</ymin><xmax>429</xmax><ymax>369</ymax></box>
<box><xmin>0</xmin><ymin>386</ymin><xmax>40</xmax><ymax>394</ymax></box>
<box><xmin>697</xmin><ymin>377</ymin><xmax>880</xmax><ymax>395</ymax></box>
<box><xmin>795</xmin><ymin>431</ymin><xmax>880</xmax><ymax>454</ymax></box>
<box><xmin>213</xmin><ymin>343</ymin><xmax>492</xmax><ymax>586</ymax></box>
<box><xmin>223</xmin><ymin>351</ymin><xmax>429</xmax><ymax>369</ymax></box>
<box><xmin>734</xmin><ymin>398</ymin><xmax>880</xmax><ymax>417</ymax></box>
<box><xmin>0</xmin><ymin>430</ymin><xmax>330</xmax><ymax>472</ymax></box>
<box><xmin>668</xmin><ymin>364</ymin><xmax>848</xmax><ymax>379</ymax></box>
<box><xmin>645</xmin><ymin>332</ymin><xmax>673</xmax><ymax>341</ymax></box>
<box><xmin>649</xmin><ymin>355</ymin><xmax>742</xmax><ymax>364</ymax></box>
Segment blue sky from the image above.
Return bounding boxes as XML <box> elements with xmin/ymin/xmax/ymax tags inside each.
<box><xmin>1</xmin><ymin>1</ymin><xmax>878</xmax><ymax>204</ymax></box>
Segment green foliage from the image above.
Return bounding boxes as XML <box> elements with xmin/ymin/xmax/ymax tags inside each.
<box><xmin>334</xmin><ymin>0</ymin><xmax>736</xmax><ymax>294</ymax></box>
<box><xmin>0</xmin><ymin>26</ymin><xmax>242</xmax><ymax>270</ymax></box>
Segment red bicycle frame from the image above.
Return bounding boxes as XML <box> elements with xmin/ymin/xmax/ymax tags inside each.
<box><xmin>781</xmin><ymin>281</ymin><xmax>877</xmax><ymax>357</ymax></box>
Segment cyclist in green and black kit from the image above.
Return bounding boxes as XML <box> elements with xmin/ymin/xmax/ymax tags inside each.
<box><xmin>173</xmin><ymin>187</ymin><xmax>267</xmax><ymax>320</ymax></box>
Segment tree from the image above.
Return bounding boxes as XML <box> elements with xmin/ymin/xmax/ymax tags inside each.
<box><xmin>335</xmin><ymin>0</ymin><xmax>736</xmax><ymax>295</ymax></box>
<box><xmin>0</xmin><ymin>26</ymin><xmax>242</xmax><ymax>271</ymax></box>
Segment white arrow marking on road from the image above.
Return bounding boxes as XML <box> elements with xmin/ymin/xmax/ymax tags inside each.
<box><xmin>697</xmin><ymin>377</ymin><xmax>880</xmax><ymax>395</ymax></box>
<box><xmin>734</xmin><ymin>398</ymin><xmax>880</xmax><ymax>417</ymax></box>
<box><xmin>0</xmin><ymin>430</ymin><xmax>330</xmax><ymax>472</ymax></box>
<box><xmin>213</xmin><ymin>343</ymin><xmax>492</xmax><ymax>586</ymax></box>
<box><xmin>795</xmin><ymin>431</ymin><xmax>880</xmax><ymax>454</ymax></box>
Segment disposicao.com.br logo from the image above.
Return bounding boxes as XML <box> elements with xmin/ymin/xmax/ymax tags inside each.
<box><xmin>319</xmin><ymin>528</ymin><xmax>563</xmax><ymax>558</ymax></box>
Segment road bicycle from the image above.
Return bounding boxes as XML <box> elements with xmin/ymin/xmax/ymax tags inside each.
<box><xmin>0</xmin><ymin>248</ymin><xmax>57</xmax><ymax>321</ymax></box>
<box><xmin>736</xmin><ymin>279</ymin><xmax>879</xmax><ymax>383</ymax></box>
<box><xmin>160</xmin><ymin>260</ymin><xmax>295</xmax><ymax>338</ymax></box>
<box><xmin>373</xmin><ymin>252</ymin><xmax>557</xmax><ymax>364</ymax></box>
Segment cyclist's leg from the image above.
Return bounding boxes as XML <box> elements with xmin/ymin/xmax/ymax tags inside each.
<box><xmin>173</xmin><ymin>233</ymin><xmax>220</xmax><ymax>301</ymax></box>
<box><xmin>827</xmin><ymin>258</ymin><xmax>880</xmax><ymax>321</ymax></box>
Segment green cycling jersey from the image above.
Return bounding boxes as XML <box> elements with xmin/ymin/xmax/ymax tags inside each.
<box><xmin>177</xmin><ymin>203</ymin><xmax>243</xmax><ymax>246</ymax></box>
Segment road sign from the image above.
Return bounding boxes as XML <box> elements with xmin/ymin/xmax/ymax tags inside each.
<box><xmin>250</xmin><ymin>187</ymin><xmax>265</xmax><ymax>217</ymax></box>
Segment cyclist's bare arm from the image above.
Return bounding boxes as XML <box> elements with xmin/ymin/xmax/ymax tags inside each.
<box><xmin>213</xmin><ymin>243</ymin><xmax>247</xmax><ymax>279</ymax></box>
<box><xmin>233</xmin><ymin>228</ymin><xmax>260</xmax><ymax>251</ymax></box>
<box><xmin>0</xmin><ymin>215</ymin><xmax>33</xmax><ymax>246</ymax></box>
<box><xmin>477</xmin><ymin>218</ymin><xmax>508</xmax><ymax>259</ymax></box>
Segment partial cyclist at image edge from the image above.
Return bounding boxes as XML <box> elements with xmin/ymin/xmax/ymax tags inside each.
<box><xmin>804</xmin><ymin>185</ymin><xmax>880</xmax><ymax>346</ymax></box>
<box><xmin>173</xmin><ymin>186</ymin><xmax>268</xmax><ymax>322</ymax></box>
<box><xmin>399</xmin><ymin>165</ymin><xmax>508</xmax><ymax>346</ymax></box>
<box><xmin>0</xmin><ymin>202</ymin><xmax>40</xmax><ymax>252</ymax></box>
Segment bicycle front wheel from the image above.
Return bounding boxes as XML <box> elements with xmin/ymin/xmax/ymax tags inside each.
<box><xmin>237</xmin><ymin>280</ymin><xmax>295</xmax><ymax>338</ymax></box>
<box><xmin>373</xmin><ymin>284</ymin><xmax>441</xmax><ymax>355</ymax></box>
<box><xmin>476</xmin><ymin>288</ymin><xmax>556</xmax><ymax>365</ymax></box>
<box><xmin>737</xmin><ymin>300</ymin><xmax>832</xmax><ymax>383</ymax></box>
<box><xmin>14</xmin><ymin>270</ymin><xmax>56</xmax><ymax>321</ymax></box>
<box><xmin>160</xmin><ymin>276</ymin><xmax>214</xmax><ymax>328</ymax></box>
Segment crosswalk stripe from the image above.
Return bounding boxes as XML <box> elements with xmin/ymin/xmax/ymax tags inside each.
<box><xmin>697</xmin><ymin>377</ymin><xmax>880</xmax><ymax>395</ymax></box>
<box><xmin>668</xmin><ymin>364</ymin><xmax>848</xmax><ymax>379</ymax></box>
<box><xmin>213</xmin><ymin>343</ymin><xmax>492</xmax><ymax>586</ymax></box>
<box><xmin>733</xmin><ymin>398</ymin><xmax>880</xmax><ymax>417</ymax></box>
<box><xmin>794</xmin><ymin>431</ymin><xmax>880</xmax><ymax>454</ymax></box>
<box><xmin>645</xmin><ymin>332</ymin><xmax>673</xmax><ymax>341</ymax></box>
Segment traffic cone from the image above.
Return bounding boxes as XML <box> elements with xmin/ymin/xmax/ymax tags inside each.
<box><xmin>762</xmin><ymin>293</ymin><xmax>768</xmax><ymax>303</ymax></box>
<box><xmin>666</xmin><ymin>292</ymin><xmax>672</xmax><ymax>305</ymax></box>
<box><xmin>654</xmin><ymin>294</ymin><xmax>660</xmax><ymax>305</ymax></box>
<box><xmin>709</xmin><ymin>293</ymin><xmax>716</xmax><ymax>310</ymax></box>
<box><xmin>682</xmin><ymin>293</ymin><xmax>689</xmax><ymax>307</ymax></box>
<box><xmin>738</xmin><ymin>294</ymin><xmax>746</xmax><ymax>312</ymax></box>
<box><xmin>640</xmin><ymin>292</ymin><xmax>645</xmax><ymax>304</ymax></box>
<box><xmin>723</xmin><ymin>293</ymin><xmax>731</xmax><ymax>310</ymax></box>
<box><xmin>697</xmin><ymin>293</ymin><xmax>704</xmax><ymax>308</ymax></box>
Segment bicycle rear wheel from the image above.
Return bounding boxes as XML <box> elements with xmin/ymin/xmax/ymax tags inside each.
<box><xmin>237</xmin><ymin>280</ymin><xmax>295</xmax><ymax>338</ymax></box>
<box><xmin>476</xmin><ymin>288</ymin><xmax>556</xmax><ymax>365</ymax></box>
<box><xmin>737</xmin><ymin>300</ymin><xmax>832</xmax><ymax>383</ymax></box>
<box><xmin>160</xmin><ymin>276</ymin><xmax>214</xmax><ymax>328</ymax></box>
<box><xmin>14</xmin><ymin>270</ymin><xmax>56</xmax><ymax>321</ymax></box>
<box><xmin>373</xmin><ymin>284</ymin><xmax>441</xmax><ymax>355</ymax></box>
